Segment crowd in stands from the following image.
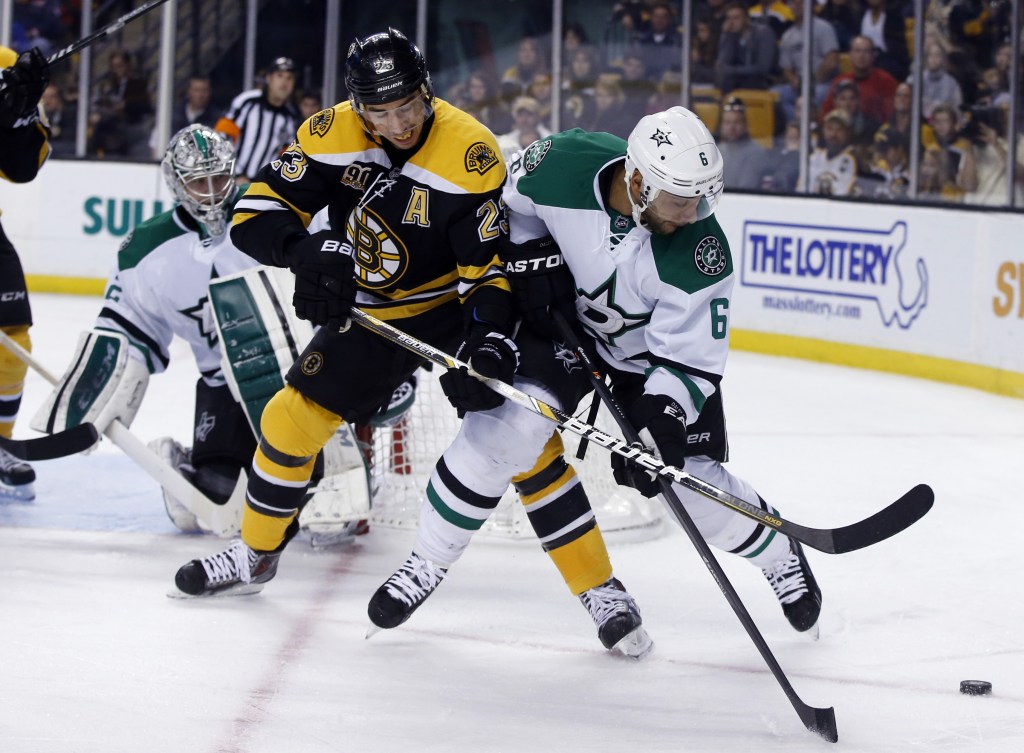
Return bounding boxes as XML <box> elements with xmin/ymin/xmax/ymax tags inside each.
<box><xmin>13</xmin><ymin>0</ymin><xmax>1024</xmax><ymax>206</ymax></box>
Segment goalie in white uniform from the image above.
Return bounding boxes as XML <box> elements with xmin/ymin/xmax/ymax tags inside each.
<box><xmin>372</xmin><ymin>107</ymin><xmax>822</xmax><ymax>637</ymax></box>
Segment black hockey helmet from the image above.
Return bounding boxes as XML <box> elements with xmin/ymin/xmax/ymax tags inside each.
<box><xmin>344</xmin><ymin>28</ymin><xmax>433</xmax><ymax>107</ymax></box>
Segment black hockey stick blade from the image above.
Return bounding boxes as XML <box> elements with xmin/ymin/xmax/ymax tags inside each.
<box><xmin>801</xmin><ymin>704</ymin><xmax>839</xmax><ymax>743</ymax></box>
<box><xmin>783</xmin><ymin>483</ymin><xmax>934</xmax><ymax>555</ymax></box>
<box><xmin>0</xmin><ymin>423</ymin><xmax>99</xmax><ymax>461</ymax></box>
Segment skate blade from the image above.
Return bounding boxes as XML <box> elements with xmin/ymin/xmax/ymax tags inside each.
<box><xmin>365</xmin><ymin>623</ymin><xmax>383</xmax><ymax>639</ymax></box>
<box><xmin>804</xmin><ymin>621</ymin><xmax>821</xmax><ymax>641</ymax></box>
<box><xmin>165</xmin><ymin>582</ymin><xmax>266</xmax><ymax>600</ymax></box>
<box><xmin>0</xmin><ymin>482</ymin><xmax>36</xmax><ymax>502</ymax></box>
<box><xmin>611</xmin><ymin>626</ymin><xmax>654</xmax><ymax>660</ymax></box>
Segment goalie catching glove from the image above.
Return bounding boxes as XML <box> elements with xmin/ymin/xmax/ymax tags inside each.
<box><xmin>31</xmin><ymin>330</ymin><xmax>149</xmax><ymax>436</ymax></box>
<box><xmin>611</xmin><ymin>393</ymin><xmax>688</xmax><ymax>498</ymax></box>
<box><xmin>287</xmin><ymin>230</ymin><xmax>357</xmax><ymax>331</ymax></box>
<box><xmin>502</xmin><ymin>236</ymin><xmax>576</xmax><ymax>340</ymax></box>
<box><xmin>440</xmin><ymin>327</ymin><xmax>520</xmax><ymax>413</ymax></box>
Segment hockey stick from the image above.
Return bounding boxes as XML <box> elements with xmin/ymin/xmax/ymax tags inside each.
<box><xmin>549</xmin><ymin>311</ymin><xmax>837</xmax><ymax>740</ymax></box>
<box><xmin>348</xmin><ymin>308</ymin><xmax>933</xmax><ymax>555</ymax></box>
<box><xmin>0</xmin><ymin>423</ymin><xmax>98</xmax><ymax>461</ymax></box>
<box><xmin>0</xmin><ymin>330</ymin><xmax>240</xmax><ymax>536</ymax></box>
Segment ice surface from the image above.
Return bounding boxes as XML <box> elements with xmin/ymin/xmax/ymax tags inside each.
<box><xmin>2</xmin><ymin>293</ymin><xmax>1021</xmax><ymax>752</ymax></box>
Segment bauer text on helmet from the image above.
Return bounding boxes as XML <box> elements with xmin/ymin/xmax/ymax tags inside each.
<box><xmin>624</xmin><ymin>106</ymin><xmax>725</xmax><ymax>229</ymax></box>
<box><xmin>162</xmin><ymin>124</ymin><xmax>237</xmax><ymax>237</ymax></box>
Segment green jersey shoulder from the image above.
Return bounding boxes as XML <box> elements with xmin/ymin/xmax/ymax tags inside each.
<box><xmin>512</xmin><ymin>129</ymin><xmax>626</xmax><ymax>211</ymax></box>
<box><xmin>649</xmin><ymin>214</ymin><xmax>732</xmax><ymax>295</ymax></box>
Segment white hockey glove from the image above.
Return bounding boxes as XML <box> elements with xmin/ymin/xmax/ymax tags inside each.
<box><xmin>31</xmin><ymin>329</ymin><xmax>150</xmax><ymax>436</ymax></box>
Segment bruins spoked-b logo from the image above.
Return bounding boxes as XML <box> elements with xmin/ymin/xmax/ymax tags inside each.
<box><xmin>300</xmin><ymin>352</ymin><xmax>324</xmax><ymax>376</ymax></box>
<box><xmin>465</xmin><ymin>142</ymin><xmax>499</xmax><ymax>175</ymax></box>
<box><xmin>346</xmin><ymin>205</ymin><xmax>410</xmax><ymax>288</ymax></box>
<box><xmin>695</xmin><ymin>236</ymin><xmax>727</xmax><ymax>276</ymax></box>
<box><xmin>309</xmin><ymin>108</ymin><xmax>334</xmax><ymax>138</ymax></box>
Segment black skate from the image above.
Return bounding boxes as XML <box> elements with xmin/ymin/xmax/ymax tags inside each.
<box><xmin>762</xmin><ymin>538</ymin><xmax>822</xmax><ymax>635</ymax></box>
<box><xmin>579</xmin><ymin>577</ymin><xmax>653</xmax><ymax>659</ymax></box>
<box><xmin>367</xmin><ymin>552</ymin><xmax>447</xmax><ymax>629</ymax></box>
<box><xmin>0</xmin><ymin>445</ymin><xmax>35</xmax><ymax>502</ymax></box>
<box><xmin>173</xmin><ymin>539</ymin><xmax>281</xmax><ymax>597</ymax></box>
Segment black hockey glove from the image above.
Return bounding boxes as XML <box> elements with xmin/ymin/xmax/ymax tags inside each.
<box><xmin>502</xmin><ymin>236</ymin><xmax>576</xmax><ymax>339</ymax></box>
<box><xmin>439</xmin><ymin>328</ymin><xmax>520</xmax><ymax>413</ymax></box>
<box><xmin>611</xmin><ymin>394</ymin><xmax>688</xmax><ymax>498</ymax></box>
<box><xmin>287</xmin><ymin>230</ymin><xmax>357</xmax><ymax>330</ymax></box>
<box><xmin>0</xmin><ymin>48</ymin><xmax>49</xmax><ymax>128</ymax></box>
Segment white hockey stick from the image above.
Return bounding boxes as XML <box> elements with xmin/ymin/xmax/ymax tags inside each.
<box><xmin>0</xmin><ymin>330</ymin><xmax>241</xmax><ymax>537</ymax></box>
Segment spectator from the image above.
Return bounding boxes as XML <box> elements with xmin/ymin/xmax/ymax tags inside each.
<box><xmin>633</xmin><ymin>2</ymin><xmax>682</xmax><ymax>79</ymax></box>
<box><xmin>819</xmin><ymin>0</ymin><xmax>862</xmax><ymax>52</ymax></box>
<box><xmin>215</xmin><ymin>56</ymin><xmax>299</xmax><ymax>183</ymax></box>
<box><xmin>463</xmin><ymin>71</ymin><xmax>511</xmax><ymax>135</ymax></box>
<box><xmin>801</xmin><ymin>109</ymin><xmax>859</xmax><ymax>196</ymax></box>
<box><xmin>584</xmin><ymin>73</ymin><xmax>634</xmax><ymax>139</ymax></box>
<box><xmin>89</xmin><ymin>49</ymin><xmax>153</xmax><ymax>158</ymax></box>
<box><xmin>918</xmin><ymin>144</ymin><xmax>962</xmax><ymax>202</ymax></box>
<box><xmin>617</xmin><ymin>47</ymin><xmax>656</xmax><ymax>116</ymax></box>
<box><xmin>40</xmin><ymin>82</ymin><xmax>76</xmax><ymax>158</ymax></box>
<box><xmin>690</xmin><ymin>17</ymin><xmax>719</xmax><ymax>86</ymax></box>
<box><xmin>820</xmin><ymin>35</ymin><xmax>899</xmax><ymax>124</ymax></box>
<box><xmin>921</xmin><ymin>42</ymin><xmax>963</xmax><ymax>120</ymax></box>
<box><xmin>863</xmin><ymin>127</ymin><xmax>910</xmax><ymax>199</ymax></box>
<box><xmin>646</xmin><ymin>69</ymin><xmax>683</xmax><ymax>116</ymax></box>
<box><xmin>11</xmin><ymin>0</ymin><xmax>65</xmax><ymax>56</ymax></box>
<box><xmin>526</xmin><ymin>72</ymin><xmax>553</xmax><ymax>126</ymax></box>
<box><xmin>148</xmin><ymin>74</ymin><xmax>221</xmax><ymax>159</ymax></box>
<box><xmin>747</xmin><ymin>0</ymin><xmax>796</xmax><ymax>40</ymax></box>
<box><xmin>298</xmin><ymin>90</ymin><xmax>322</xmax><ymax>120</ymax></box>
<box><xmin>963</xmin><ymin>108</ymin><xmax>1024</xmax><ymax>207</ymax></box>
<box><xmin>926</xmin><ymin>103</ymin><xmax>978</xmax><ymax>195</ymax></box>
<box><xmin>859</xmin><ymin>0</ymin><xmax>910</xmax><ymax>81</ymax></box>
<box><xmin>563</xmin><ymin>45</ymin><xmax>601</xmax><ymax>97</ymax></box>
<box><xmin>715</xmin><ymin>1</ymin><xmax>778</xmax><ymax>93</ymax></box>
<box><xmin>562</xmin><ymin>21</ymin><xmax>590</xmax><ymax>61</ymax></box>
<box><xmin>763</xmin><ymin>120</ymin><xmax>803</xmax><ymax>192</ymax></box>
<box><xmin>874</xmin><ymin>81</ymin><xmax>935</xmax><ymax>153</ymax></box>
<box><xmin>495</xmin><ymin>96</ymin><xmax>551</xmax><ymax>160</ymax></box>
<box><xmin>717</xmin><ymin>96</ymin><xmax>771</xmax><ymax>190</ymax></box>
<box><xmin>773</xmin><ymin>0</ymin><xmax>840</xmax><ymax>125</ymax></box>
<box><xmin>501</xmin><ymin>37</ymin><xmax>548</xmax><ymax>102</ymax></box>
<box><xmin>831</xmin><ymin>79</ymin><xmax>880</xmax><ymax>170</ymax></box>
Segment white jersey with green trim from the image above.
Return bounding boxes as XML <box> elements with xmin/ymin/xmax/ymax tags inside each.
<box><xmin>97</xmin><ymin>205</ymin><xmax>257</xmax><ymax>385</ymax></box>
<box><xmin>503</xmin><ymin>128</ymin><xmax>734</xmax><ymax>422</ymax></box>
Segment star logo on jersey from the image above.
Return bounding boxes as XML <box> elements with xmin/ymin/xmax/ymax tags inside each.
<box><xmin>180</xmin><ymin>296</ymin><xmax>218</xmax><ymax>348</ymax></box>
<box><xmin>195</xmin><ymin>411</ymin><xmax>216</xmax><ymax>442</ymax></box>
<box><xmin>552</xmin><ymin>342</ymin><xmax>582</xmax><ymax>374</ymax></box>
<box><xmin>650</xmin><ymin>128</ymin><xmax>673</xmax><ymax>147</ymax></box>
<box><xmin>695</xmin><ymin>236</ymin><xmax>727</xmax><ymax>276</ymax></box>
<box><xmin>575</xmin><ymin>274</ymin><xmax>651</xmax><ymax>346</ymax></box>
<box><xmin>522</xmin><ymin>138</ymin><xmax>551</xmax><ymax>173</ymax></box>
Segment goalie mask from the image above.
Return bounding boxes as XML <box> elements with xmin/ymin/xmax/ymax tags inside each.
<box><xmin>345</xmin><ymin>28</ymin><xmax>434</xmax><ymax>145</ymax></box>
<box><xmin>623</xmin><ymin>106</ymin><xmax>724</xmax><ymax>231</ymax></box>
<box><xmin>162</xmin><ymin>124</ymin><xmax>237</xmax><ymax>237</ymax></box>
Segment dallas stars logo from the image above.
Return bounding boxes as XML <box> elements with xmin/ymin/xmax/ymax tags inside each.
<box><xmin>576</xmin><ymin>274</ymin><xmax>650</xmax><ymax>346</ymax></box>
<box><xmin>650</xmin><ymin>128</ymin><xmax>673</xmax><ymax>147</ymax></box>
<box><xmin>180</xmin><ymin>296</ymin><xmax>218</xmax><ymax>348</ymax></box>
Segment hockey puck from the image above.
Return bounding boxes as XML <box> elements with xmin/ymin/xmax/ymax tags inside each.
<box><xmin>959</xmin><ymin>680</ymin><xmax>992</xmax><ymax>696</ymax></box>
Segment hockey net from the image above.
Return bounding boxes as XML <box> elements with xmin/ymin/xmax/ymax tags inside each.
<box><xmin>364</xmin><ymin>366</ymin><xmax>667</xmax><ymax>542</ymax></box>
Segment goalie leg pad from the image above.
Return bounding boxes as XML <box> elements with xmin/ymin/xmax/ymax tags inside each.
<box><xmin>31</xmin><ymin>329</ymin><xmax>149</xmax><ymax>435</ymax></box>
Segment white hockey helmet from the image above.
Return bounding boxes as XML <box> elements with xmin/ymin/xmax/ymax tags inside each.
<box><xmin>162</xmin><ymin>124</ymin><xmax>237</xmax><ymax>237</ymax></box>
<box><xmin>623</xmin><ymin>106</ymin><xmax>724</xmax><ymax>227</ymax></box>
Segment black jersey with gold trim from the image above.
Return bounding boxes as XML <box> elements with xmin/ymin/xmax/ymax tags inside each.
<box><xmin>231</xmin><ymin>98</ymin><xmax>510</xmax><ymax>326</ymax></box>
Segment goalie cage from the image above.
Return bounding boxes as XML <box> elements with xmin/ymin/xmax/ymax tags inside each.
<box><xmin>361</xmin><ymin>366</ymin><xmax>667</xmax><ymax>542</ymax></box>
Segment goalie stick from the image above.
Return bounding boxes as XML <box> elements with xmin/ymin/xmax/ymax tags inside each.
<box><xmin>0</xmin><ymin>330</ymin><xmax>240</xmax><ymax>537</ymax></box>
<box><xmin>349</xmin><ymin>308</ymin><xmax>933</xmax><ymax>555</ymax></box>
<box><xmin>0</xmin><ymin>423</ymin><xmax>99</xmax><ymax>461</ymax></box>
<box><xmin>549</xmin><ymin>311</ymin><xmax>836</xmax><ymax>740</ymax></box>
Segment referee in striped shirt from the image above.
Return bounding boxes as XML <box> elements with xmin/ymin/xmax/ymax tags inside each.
<box><xmin>216</xmin><ymin>57</ymin><xmax>300</xmax><ymax>182</ymax></box>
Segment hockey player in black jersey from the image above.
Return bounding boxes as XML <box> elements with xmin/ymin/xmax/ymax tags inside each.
<box><xmin>174</xmin><ymin>29</ymin><xmax>650</xmax><ymax>657</ymax></box>
<box><xmin>0</xmin><ymin>46</ymin><xmax>50</xmax><ymax>501</ymax></box>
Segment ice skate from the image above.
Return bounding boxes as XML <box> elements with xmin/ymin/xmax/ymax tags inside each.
<box><xmin>579</xmin><ymin>577</ymin><xmax>653</xmax><ymax>659</ymax></box>
<box><xmin>367</xmin><ymin>552</ymin><xmax>447</xmax><ymax>630</ymax></box>
<box><xmin>149</xmin><ymin>437</ymin><xmax>201</xmax><ymax>532</ymax></box>
<box><xmin>762</xmin><ymin>537</ymin><xmax>822</xmax><ymax>637</ymax></box>
<box><xmin>173</xmin><ymin>539</ymin><xmax>281</xmax><ymax>597</ymax></box>
<box><xmin>0</xmin><ymin>445</ymin><xmax>35</xmax><ymax>502</ymax></box>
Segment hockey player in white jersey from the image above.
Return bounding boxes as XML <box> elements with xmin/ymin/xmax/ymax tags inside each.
<box><xmin>372</xmin><ymin>107</ymin><xmax>821</xmax><ymax>637</ymax></box>
<box><xmin>33</xmin><ymin>125</ymin><xmax>260</xmax><ymax>529</ymax></box>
